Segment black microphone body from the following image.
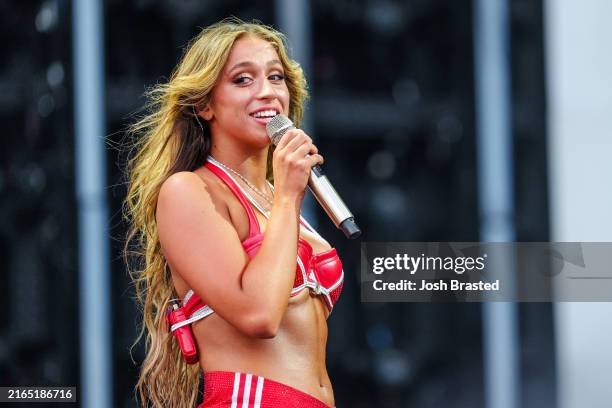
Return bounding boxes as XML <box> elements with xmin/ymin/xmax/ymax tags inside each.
<box><xmin>266</xmin><ymin>115</ymin><xmax>361</xmax><ymax>240</ymax></box>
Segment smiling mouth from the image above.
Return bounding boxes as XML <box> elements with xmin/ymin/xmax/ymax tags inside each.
<box><xmin>250</xmin><ymin>109</ymin><xmax>279</xmax><ymax>119</ymax></box>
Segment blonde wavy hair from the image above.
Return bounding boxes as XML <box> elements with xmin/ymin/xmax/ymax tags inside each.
<box><xmin>124</xmin><ymin>18</ymin><xmax>308</xmax><ymax>407</ymax></box>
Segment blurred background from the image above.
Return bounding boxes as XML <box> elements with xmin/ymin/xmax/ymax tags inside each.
<box><xmin>1</xmin><ymin>0</ymin><xmax>611</xmax><ymax>407</ymax></box>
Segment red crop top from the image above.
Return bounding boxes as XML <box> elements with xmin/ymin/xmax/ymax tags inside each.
<box><xmin>170</xmin><ymin>159</ymin><xmax>344</xmax><ymax>333</ymax></box>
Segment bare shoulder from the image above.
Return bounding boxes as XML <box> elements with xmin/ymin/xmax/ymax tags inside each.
<box><xmin>157</xmin><ymin>170</ymin><xmax>225</xmax><ymax>215</ymax></box>
<box><xmin>159</xmin><ymin>171</ymin><xmax>207</xmax><ymax>199</ymax></box>
<box><xmin>156</xmin><ymin>171</ymin><xmax>238</xmax><ymax>252</ymax></box>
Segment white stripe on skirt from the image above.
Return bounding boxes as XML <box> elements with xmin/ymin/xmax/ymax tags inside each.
<box><xmin>230</xmin><ymin>372</ymin><xmax>240</xmax><ymax>408</ymax></box>
<box><xmin>254</xmin><ymin>376</ymin><xmax>264</xmax><ymax>408</ymax></box>
<box><xmin>242</xmin><ymin>374</ymin><xmax>253</xmax><ymax>407</ymax></box>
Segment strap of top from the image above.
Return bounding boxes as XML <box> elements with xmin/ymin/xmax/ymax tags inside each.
<box><xmin>205</xmin><ymin>160</ymin><xmax>262</xmax><ymax>238</ymax></box>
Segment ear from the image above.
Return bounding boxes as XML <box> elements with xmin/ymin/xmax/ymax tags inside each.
<box><xmin>198</xmin><ymin>104</ymin><xmax>214</xmax><ymax>121</ymax></box>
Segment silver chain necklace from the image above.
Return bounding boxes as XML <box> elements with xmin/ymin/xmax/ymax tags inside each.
<box><xmin>208</xmin><ymin>156</ymin><xmax>274</xmax><ymax>206</ymax></box>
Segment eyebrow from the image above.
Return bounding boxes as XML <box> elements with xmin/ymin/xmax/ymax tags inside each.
<box><xmin>227</xmin><ymin>59</ymin><xmax>283</xmax><ymax>74</ymax></box>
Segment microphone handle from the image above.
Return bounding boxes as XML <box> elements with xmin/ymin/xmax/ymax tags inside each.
<box><xmin>267</xmin><ymin>119</ymin><xmax>361</xmax><ymax>239</ymax></box>
<box><xmin>308</xmin><ymin>165</ymin><xmax>361</xmax><ymax>239</ymax></box>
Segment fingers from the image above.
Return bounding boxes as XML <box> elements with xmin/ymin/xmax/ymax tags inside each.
<box><xmin>273</xmin><ymin>129</ymin><xmax>321</xmax><ymax>165</ymax></box>
<box><xmin>276</xmin><ymin>129</ymin><xmax>315</xmax><ymax>154</ymax></box>
<box><xmin>289</xmin><ymin>147</ymin><xmax>324</xmax><ymax>172</ymax></box>
<box><xmin>274</xmin><ymin>128</ymin><xmax>302</xmax><ymax>149</ymax></box>
<box><xmin>272</xmin><ymin>128</ymin><xmax>323</xmax><ymax>186</ymax></box>
<box><xmin>308</xmin><ymin>153</ymin><xmax>324</xmax><ymax>167</ymax></box>
<box><xmin>290</xmin><ymin>141</ymin><xmax>317</xmax><ymax>160</ymax></box>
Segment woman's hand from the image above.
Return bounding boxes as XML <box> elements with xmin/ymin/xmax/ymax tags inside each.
<box><xmin>271</xmin><ymin>129</ymin><xmax>324</xmax><ymax>201</ymax></box>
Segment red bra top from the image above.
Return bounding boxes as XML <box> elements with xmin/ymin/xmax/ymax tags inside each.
<box><xmin>172</xmin><ymin>159</ymin><xmax>344</xmax><ymax>331</ymax></box>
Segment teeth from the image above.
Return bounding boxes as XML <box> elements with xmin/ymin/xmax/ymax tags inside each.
<box><xmin>253</xmin><ymin>110</ymin><xmax>278</xmax><ymax>118</ymax></box>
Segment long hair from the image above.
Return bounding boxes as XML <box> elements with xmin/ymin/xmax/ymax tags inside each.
<box><xmin>124</xmin><ymin>18</ymin><xmax>308</xmax><ymax>407</ymax></box>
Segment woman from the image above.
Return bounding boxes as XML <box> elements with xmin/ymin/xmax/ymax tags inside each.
<box><xmin>125</xmin><ymin>18</ymin><xmax>344</xmax><ymax>407</ymax></box>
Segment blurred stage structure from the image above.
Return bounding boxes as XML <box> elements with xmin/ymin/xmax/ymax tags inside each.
<box><xmin>1</xmin><ymin>0</ymin><xmax>611</xmax><ymax>407</ymax></box>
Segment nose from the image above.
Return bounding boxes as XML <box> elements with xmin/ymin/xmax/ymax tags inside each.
<box><xmin>255</xmin><ymin>77</ymin><xmax>277</xmax><ymax>100</ymax></box>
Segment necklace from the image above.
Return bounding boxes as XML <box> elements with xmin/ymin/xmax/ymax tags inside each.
<box><xmin>208</xmin><ymin>156</ymin><xmax>274</xmax><ymax>208</ymax></box>
<box><xmin>207</xmin><ymin>157</ymin><xmax>323</xmax><ymax>236</ymax></box>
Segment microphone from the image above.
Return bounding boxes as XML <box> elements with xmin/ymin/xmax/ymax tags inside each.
<box><xmin>266</xmin><ymin>115</ymin><xmax>361</xmax><ymax>240</ymax></box>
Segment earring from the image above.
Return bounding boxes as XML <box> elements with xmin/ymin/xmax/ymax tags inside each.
<box><xmin>192</xmin><ymin>105</ymin><xmax>205</xmax><ymax>134</ymax></box>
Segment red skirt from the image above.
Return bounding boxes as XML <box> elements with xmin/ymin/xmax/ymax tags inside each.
<box><xmin>198</xmin><ymin>371</ymin><xmax>333</xmax><ymax>408</ymax></box>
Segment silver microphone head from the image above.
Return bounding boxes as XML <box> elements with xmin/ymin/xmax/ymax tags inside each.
<box><xmin>266</xmin><ymin>114</ymin><xmax>295</xmax><ymax>145</ymax></box>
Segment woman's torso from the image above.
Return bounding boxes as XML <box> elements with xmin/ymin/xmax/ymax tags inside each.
<box><xmin>169</xmin><ymin>165</ymin><xmax>335</xmax><ymax>406</ymax></box>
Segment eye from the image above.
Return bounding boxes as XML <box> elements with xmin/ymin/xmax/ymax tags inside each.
<box><xmin>232</xmin><ymin>75</ymin><xmax>253</xmax><ymax>85</ymax></box>
<box><xmin>269</xmin><ymin>73</ymin><xmax>285</xmax><ymax>81</ymax></box>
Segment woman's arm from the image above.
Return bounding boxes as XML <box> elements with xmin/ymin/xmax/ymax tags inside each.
<box><xmin>156</xmin><ymin>130</ymin><xmax>322</xmax><ymax>338</ymax></box>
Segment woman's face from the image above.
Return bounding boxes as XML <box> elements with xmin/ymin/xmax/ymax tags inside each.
<box><xmin>203</xmin><ymin>35</ymin><xmax>290</xmax><ymax>147</ymax></box>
